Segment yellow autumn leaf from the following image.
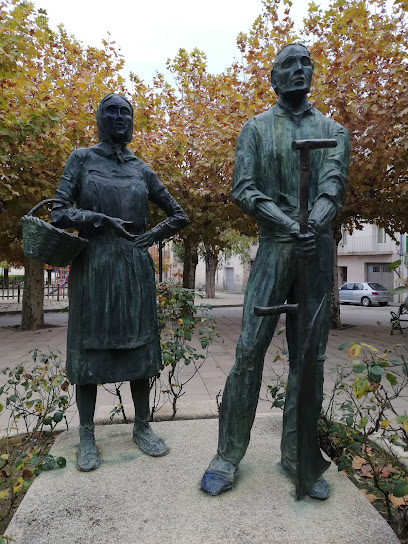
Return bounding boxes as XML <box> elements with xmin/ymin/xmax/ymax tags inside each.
<box><xmin>380</xmin><ymin>420</ymin><xmax>391</xmax><ymax>429</ymax></box>
<box><xmin>348</xmin><ymin>344</ymin><xmax>361</xmax><ymax>359</ymax></box>
<box><xmin>360</xmin><ymin>343</ymin><xmax>378</xmax><ymax>352</ymax></box>
<box><xmin>353</xmin><ymin>376</ymin><xmax>369</xmax><ymax>399</ymax></box>
<box><xmin>403</xmin><ymin>422</ymin><xmax>408</xmax><ymax>433</ymax></box>
<box><xmin>0</xmin><ymin>489</ymin><xmax>10</xmax><ymax>500</ymax></box>
<box><xmin>13</xmin><ymin>478</ymin><xmax>23</xmax><ymax>492</ymax></box>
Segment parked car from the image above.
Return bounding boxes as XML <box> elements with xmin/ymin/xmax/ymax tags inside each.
<box><xmin>338</xmin><ymin>282</ymin><xmax>391</xmax><ymax>307</ymax></box>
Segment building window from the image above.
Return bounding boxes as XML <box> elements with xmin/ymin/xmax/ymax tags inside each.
<box><xmin>373</xmin><ymin>266</ymin><xmax>380</xmax><ymax>273</ymax></box>
<box><xmin>378</xmin><ymin>227</ymin><xmax>385</xmax><ymax>244</ymax></box>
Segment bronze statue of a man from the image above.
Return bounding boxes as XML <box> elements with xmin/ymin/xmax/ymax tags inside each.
<box><xmin>51</xmin><ymin>94</ymin><xmax>189</xmax><ymax>471</ymax></box>
<box><xmin>201</xmin><ymin>44</ymin><xmax>350</xmax><ymax>499</ymax></box>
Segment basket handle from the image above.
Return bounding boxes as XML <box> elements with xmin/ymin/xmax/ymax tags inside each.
<box><xmin>27</xmin><ymin>199</ymin><xmax>69</xmax><ymax>217</ymax></box>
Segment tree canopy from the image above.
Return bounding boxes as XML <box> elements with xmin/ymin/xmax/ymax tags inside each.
<box><xmin>1</xmin><ymin>0</ymin><xmax>407</xmax><ymax>303</ymax></box>
<box><xmin>128</xmin><ymin>49</ymin><xmax>258</xmax><ymax>291</ymax></box>
<box><xmin>233</xmin><ymin>0</ymin><xmax>408</xmax><ymax>235</ymax></box>
<box><xmin>0</xmin><ymin>0</ymin><xmax>125</xmax><ymax>265</ymax></box>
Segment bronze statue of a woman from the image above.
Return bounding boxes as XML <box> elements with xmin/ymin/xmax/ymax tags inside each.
<box><xmin>51</xmin><ymin>94</ymin><xmax>189</xmax><ymax>471</ymax></box>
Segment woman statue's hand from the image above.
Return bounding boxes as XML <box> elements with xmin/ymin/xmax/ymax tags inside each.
<box><xmin>134</xmin><ymin>230</ymin><xmax>156</xmax><ymax>250</ymax></box>
<box><xmin>103</xmin><ymin>216</ymin><xmax>136</xmax><ymax>240</ymax></box>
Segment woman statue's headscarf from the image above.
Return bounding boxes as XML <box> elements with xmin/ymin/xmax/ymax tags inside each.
<box><xmin>96</xmin><ymin>93</ymin><xmax>134</xmax><ymax>145</ymax></box>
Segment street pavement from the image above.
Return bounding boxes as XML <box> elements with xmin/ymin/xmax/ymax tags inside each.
<box><xmin>0</xmin><ymin>294</ymin><xmax>406</xmax><ymax>431</ymax></box>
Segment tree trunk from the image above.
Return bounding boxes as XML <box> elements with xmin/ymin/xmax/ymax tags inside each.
<box><xmin>182</xmin><ymin>237</ymin><xmax>199</xmax><ymax>289</ymax></box>
<box><xmin>21</xmin><ymin>256</ymin><xmax>45</xmax><ymax>330</ymax></box>
<box><xmin>3</xmin><ymin>268</ymin><xmax>9</xmax><ymax>289</ymax></box>
<box><xmin>330</xmin><ymin>230</ymin><xmax>342</xmax><ymax>330</ymax></box>
<box><xmin>204</xmin><ymin>245</ymin><xmax>218</xmax><ymax>299</ymax></box>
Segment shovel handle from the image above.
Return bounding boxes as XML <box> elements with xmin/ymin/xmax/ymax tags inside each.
<box><xmin>292</xmin><ymin>139</ymin><xmax>338</xmax><ymax>234</ymax></box>
<box><xmin>254</xmin><ymin>304</ymin><xmax>299</xmax><ymax>316</ymax></box>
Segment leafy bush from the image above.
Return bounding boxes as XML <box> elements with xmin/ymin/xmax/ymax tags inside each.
<box><xmin>153</xmin><ymin>282</ymin><xmax>217</xmax><ymax>419</ymax></box>
<box><xmin>1</xmin><ymin>349</ymin><xmax>72</xmax><ymax>434</ymax></box>
<box><xmin>319</xmin><ymin>341</ymin><xmax>408</xmax><ymax>539</ymax></box>
<box><xmin>107</xmin><ymin>282</ymin><xmax>218</xmax><ymax>422</ymax></box>
<box><xmin>0</xmin><ymin>350</ymin><xmax>74</xmax><ymax>531</ymax></box>
<box><xmin>266</xmin><ymin>336</ymin><xmax>408</xmax><ymax>540</ymax></box>
<box><xmin>0</xmin><ymin>276</ymin><xmax>24</xmax><ymax>287</ymax></box>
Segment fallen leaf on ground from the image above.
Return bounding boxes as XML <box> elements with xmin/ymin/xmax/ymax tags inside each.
<box><xmin>360</xmin><ymin>465</ymin><xmax>374</xmax><ymax>478</ymax></box>
<box><xmin>352</xmin><ymin>456</ymin><xmax>366</xmax><ymax>470</ymax></box>
<box><xmin>360</xmin><ymin>489</ymin><xmax>379</xmax><ymax>502</ymax></box>
<box><xmin>390</xmin><ymin>494</ymin><xmax>408</xmax><ymax>508</ymax></box>
<box><xmin>379</xmin><ymin>465</ymin><xmax>397</xmax><ymax>478</ymax></box>
<box><xmin>22</xmin><ymin>468</ymin><xmax>33</xmax><ymax>480</ymax></box>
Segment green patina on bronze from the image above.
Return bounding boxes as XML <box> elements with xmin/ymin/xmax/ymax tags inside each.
<box><xmin>201</xmin><ymin>44</ymin><xmax>350</xmax><ymax>499</ymax></box>
<box><xmin>51</xmin><ymin>94</ymin><xmax>189</xmax><ymax>471</ymax></box>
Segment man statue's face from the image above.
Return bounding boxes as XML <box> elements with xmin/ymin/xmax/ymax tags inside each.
<box><xmin>271</xmin><ymin>45</ymin><xmax>313</xmax><ymax>97</ymax></box>
<box><xmin>102</xmin><ymin>95</ymin><xmax>133</xmax><ymax>143</ymax></box>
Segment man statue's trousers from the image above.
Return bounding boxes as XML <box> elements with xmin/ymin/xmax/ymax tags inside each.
<box><xmin>217</xmin><ymin>231</ymin><xmax>333</xmax><ymax>467</ymax></box>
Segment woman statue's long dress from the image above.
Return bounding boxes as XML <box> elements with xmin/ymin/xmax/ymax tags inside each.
<box><xmin>51</xmin><ymin>94</ymin><xmax>189</xmax><ymax>471</ymax></box>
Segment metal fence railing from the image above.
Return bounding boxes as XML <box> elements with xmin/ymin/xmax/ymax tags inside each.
<box><xmin>0</xmin><ymin>284</ymin><xmax>69</xmax><ymax>303</ymax></box>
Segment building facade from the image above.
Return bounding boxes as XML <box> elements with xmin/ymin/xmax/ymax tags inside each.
<box><xmin>337</xmin><ymin>223</ymin><xmax>407</xmax><ymax>303</ymax></box>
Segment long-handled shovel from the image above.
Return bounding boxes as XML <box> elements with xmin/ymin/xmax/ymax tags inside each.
<box><xmin>255</xmin><ymin>138</ymin><xmax>337</xmax><ymax>500</ymax></box>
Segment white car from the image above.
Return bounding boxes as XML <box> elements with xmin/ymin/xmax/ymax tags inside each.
<box><xmin>339</xmin><ymin>282</ymin><xmax>391</xmax><ymax>307</ymax></box>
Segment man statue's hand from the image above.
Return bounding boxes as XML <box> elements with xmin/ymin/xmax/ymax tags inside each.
<box><xmin>289</xmin><ymin>223</ymin><xmax>316</xmax><ymax>256</ymax></box>
<box><xmin>307</xmin><ymin>219</ymin><xmax>321</xmax><ymax>239</ymax></box>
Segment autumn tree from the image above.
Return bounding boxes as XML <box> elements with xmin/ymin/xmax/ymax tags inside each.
<box><xmin>129</xmin><ymin>50</ymin><xmax>257</xmax><ymax>297</ymax></box>
<box><xmin>226</xmin><ymin>0</ymin><xmax>408</xmax><ymax>325</ymax></box>
<box><xmin>0</xmin><ymin>0</ymin><xmax>125</xmax><ymax>328</ymax></box>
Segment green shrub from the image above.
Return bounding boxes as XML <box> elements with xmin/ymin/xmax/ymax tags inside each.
<box><xmin>0</xmin><ymin>276</ymin><xmax>24</xmax><ymax>287</ymax></box>
<box><xmin>153</xmin><ymin>282</ymin><xmax>217</xmax><ymax>419</ymax></box>
<box><xmin>319</xmin><ymin>341</ymin><xmax>408</xmax><ymax>537</ymax></box>
<box><xmin>107</xmin><ymin>282</ymin><xmax>218</xmax><ymax>422</ymax></box>
<box><xmin>0</xmin><ymin>350</ymin><xmax>74</xmax><ymax>530</ymax></box>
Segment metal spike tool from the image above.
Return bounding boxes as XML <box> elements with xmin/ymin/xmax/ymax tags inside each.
<box><xmin>254</xmin><ymin>138</ymin><xmax>337</xmax><ymax>499</ymax></box>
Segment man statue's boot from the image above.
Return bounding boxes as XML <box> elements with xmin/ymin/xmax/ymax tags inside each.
<box><xmin>281</xmin><ymin>455</ymin><xmax>329</xmax><ymax>500</ymax></box>
<box><xmin>76</xmin><ymin>384</ymin><xmax>100</xmax><ymax>472</ymax></box>
<box><xmin>130</xmin><ymin>379</ymin><xmax>169</xmax><ymax>457</ymax></box>
<box><xmin>201</xmin><ymin>453</ymin><xmax>238</xmax><ymax>496</ymax></box>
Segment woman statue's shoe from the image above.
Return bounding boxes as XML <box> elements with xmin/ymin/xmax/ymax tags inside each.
<box><xmin>77</xmin><ymin>424</ymin><xmax>101</xmax><ymax>472</ymax></box>
<box><xmin>133</xmin><ymin>421</ymin><xmax>169</xmax><ymax>457</ymax></box>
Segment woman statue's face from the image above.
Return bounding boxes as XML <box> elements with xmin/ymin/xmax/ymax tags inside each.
<box><xmin>102</xmin><ymin>95</ymin><xmax>133</xmax><ymax>143</ymax></box>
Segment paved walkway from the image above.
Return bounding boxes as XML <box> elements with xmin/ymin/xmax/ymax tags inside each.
<box><xmin>0</xmin><ymin>292</ymin><xmax>245</xmax><ymax>315</ymax></box>
<box><xmin>0</xmin><ymin>294</ymin><xmax>406</xmax><ymax>432</ymax></box>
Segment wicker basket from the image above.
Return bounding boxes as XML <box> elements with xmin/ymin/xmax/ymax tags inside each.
<box><xmin>21</xmin><ymin>199</ymin><xmax>88</xmax><ymax>267</ymax></box>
